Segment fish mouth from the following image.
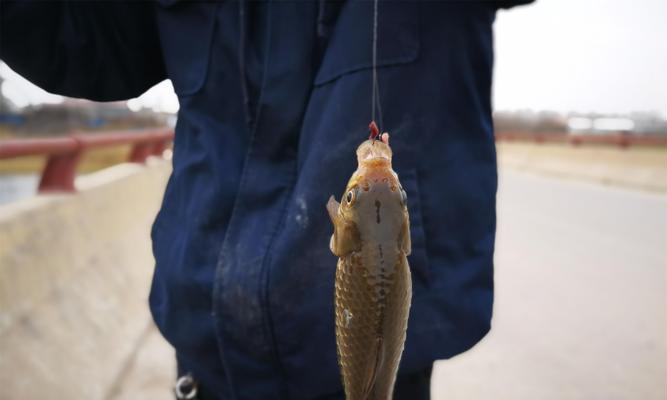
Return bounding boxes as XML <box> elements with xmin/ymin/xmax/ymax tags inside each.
<box><xmin>356</xmin><ymin>140</ymin><xmax>393</xmax><ymax>165</ymax></box>
<box><xmin>361</xmin><ymin>163</ymin><xmax>397</xmax><ymax>191</ymax></box>
<box><xmin>362</xmin><ymin>158</ymin><xmax>391</xmax><ymax>169</ymax></box>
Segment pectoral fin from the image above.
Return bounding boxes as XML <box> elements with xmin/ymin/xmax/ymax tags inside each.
<box><xmin>326</xmin><ymin>195</ymin><xmax>360</xmax><ymax>257</ymax></box>
<box><xmin>400</xmin><ymin>217</ymin><xmax>411</xmax><ymax>255</ymax></box>
<box><xmin>327</xmin><ymin>195</ymin><xmax>340</xmax><ymax>223</ymax></box>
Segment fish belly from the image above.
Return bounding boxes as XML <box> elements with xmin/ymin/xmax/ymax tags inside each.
<box><xmin>335</xmin><ymin>254</ymin><xmax>412</xmax><ymax>400</ymax></box>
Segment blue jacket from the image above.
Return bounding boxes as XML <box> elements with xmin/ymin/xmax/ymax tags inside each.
<box><xmin>1</xmin><ymin>1</ymin><xmax>532</xmax><ymax>399</ymax></box>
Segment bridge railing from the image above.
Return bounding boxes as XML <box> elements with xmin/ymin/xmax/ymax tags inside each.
<box><xmin>495</xmin><ymin>131</ymin><xmax>667</xmax><ymax>148</ymax></box>
<box><xmin>0</xmin><ymin>128</ymin><xmax>174</xmax><ymax>192</ymax></box>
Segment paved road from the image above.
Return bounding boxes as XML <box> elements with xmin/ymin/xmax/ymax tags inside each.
<box><xmin>114</xmin><ymin>169</ymin><xmax>667</xmax><ymax>399</ymax></box>
<box><xmin>433</xmin><ymin>170</ymin><xmax>667</xmax><ymax>400</ymax></box>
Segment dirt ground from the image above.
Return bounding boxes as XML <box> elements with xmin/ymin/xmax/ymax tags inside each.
<box><xmin>0</xmin><ymin>145</ymin><xmax>135</xmax><ymax>174</ymax></box>
<box><xmin>497</xmin><ymin>142</ymin><xmax>667</xmax><ymax>192</ymax></box>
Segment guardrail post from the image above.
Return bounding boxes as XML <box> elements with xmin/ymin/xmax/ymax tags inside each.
<box><xmin>39</xmin><ymin>150</ymin><xmax>82</xmax><ymax>192</ymax></box>
<box><xmin>150</xmin><ymin>139</ymin><xmax>168</xmax><ymax>157</ymax></box>
<box><xmin>617</xmin><ymin>135</ymin><xmax>630</xmax><ymax>149</ymax></box>
<box><xmin>128</xmin><ymin>142</ymin><xmax>153</xmax><ymax>163</ymax></box>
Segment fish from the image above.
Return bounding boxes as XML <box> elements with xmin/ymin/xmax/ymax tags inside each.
<box><xmin>327</xmin><ymin>133</ymin><xmax>412</xmax><ymax>400</ymax></box>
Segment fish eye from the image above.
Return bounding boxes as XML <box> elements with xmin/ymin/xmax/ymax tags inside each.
<box><xmin>346</xmin><ymin>188</ymin><xmax>356</xmax><ymax>205</ymax></box>
<box><xmin>400</xmin><ymin>189</ymin><xmax>408</xmax><ymax>206</ymax></box>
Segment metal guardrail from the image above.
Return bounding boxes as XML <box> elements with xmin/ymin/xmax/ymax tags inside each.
<box><xmin>1</xmin><ymin>128</ymin><xmax>660</xmax><ymax>192</ymax></box>
<box><xmin>495</xmin><ymin>131</ymin><xmax>667</xmax><ymax>148</ymax></box>
<box><xmin>0</xmin><ymin>128</ymin><xmax>174</xmax><ymax>192</ymax></box>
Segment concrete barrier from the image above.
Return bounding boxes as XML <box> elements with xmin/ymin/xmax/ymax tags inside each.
<box><xmin>0</xmin><ymin>159</ymin><xmax>172</xmax><ymax>399</ymax></box>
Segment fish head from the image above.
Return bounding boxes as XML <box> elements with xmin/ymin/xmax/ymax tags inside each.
<box><xmin>327</xmin><ymin>139</ymin><xmax>411</xmax><ymax>256</ymax></box>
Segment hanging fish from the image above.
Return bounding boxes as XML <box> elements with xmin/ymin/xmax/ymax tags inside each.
<box><xmin>327</xmin><ymin>124</ymin><xmax>412</xmax><ymax>400</ymax></box>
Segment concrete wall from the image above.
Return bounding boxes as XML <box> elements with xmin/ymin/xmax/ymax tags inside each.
<box><xmin>0</xmin><ymin>159</ymin><xmax>173</xmax><ymax>399</ymax></box>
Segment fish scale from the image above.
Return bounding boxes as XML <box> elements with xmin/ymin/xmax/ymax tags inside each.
<box><xmin>334</xmin><ymin>255</ymin><xmax>411</xmax><ymax>400</ymax></box>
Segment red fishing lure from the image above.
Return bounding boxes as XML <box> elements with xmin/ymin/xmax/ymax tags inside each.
<box><xmin>368</xmin><ymin>120</ymin><xmax>380</xmax><ymax>141</ymax></box>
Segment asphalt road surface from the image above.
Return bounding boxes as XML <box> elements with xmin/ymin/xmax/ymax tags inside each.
<box><xmin>432</xmin><ymin>169</ymin><xmax>667</xmax><ymax>400</ymax></box>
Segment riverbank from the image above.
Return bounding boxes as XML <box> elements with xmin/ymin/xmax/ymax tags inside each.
<box><xmin>497</xmin><ymin>142</ymin><xmax>667</xmax><ymax>192</ymax></box>
<box><xmin>0</xmin><ymin>145</ymin><xmax>132</xmax><ymax>174</ymax></box>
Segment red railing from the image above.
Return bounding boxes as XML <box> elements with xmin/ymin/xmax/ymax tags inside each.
<box><xmin>495</xmin><ymin>131</ymin><xmax>667</xmax><ymax>148</ymax></box>
<box><xmin>0</xmin><ymin>128</ymin><xmax>174</xmax><ymax>192</ymax></box>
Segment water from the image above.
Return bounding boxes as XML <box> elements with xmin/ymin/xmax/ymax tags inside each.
<box><xmin>0</xmin><ymin>174</ymin><xmax>39</xmax><ymax>205</ymax></box>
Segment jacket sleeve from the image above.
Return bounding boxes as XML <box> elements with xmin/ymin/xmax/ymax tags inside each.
<box><xmin>0</xmin><ymin>1</ymin><xmax>167</xmax><ymax>101</ymax></box>
<box><xmin>494</xmin><ymin>0</ymin><xmax>536</xmax><ymax>9</ymax></box>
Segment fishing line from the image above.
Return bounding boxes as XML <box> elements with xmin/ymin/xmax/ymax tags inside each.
<box><xmin>371</xmin><ymin>0</ymin><xmax>384</xmax><ymax>133</ymax></box>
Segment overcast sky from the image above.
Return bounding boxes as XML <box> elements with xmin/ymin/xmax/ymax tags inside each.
<box><xmin>1</xmin><ymin>0</ymin><xmax>666</xmax><ymax>116</ymax></box>
<box><xmin>494</xmin><ymin>0</ymin><xmax>667</xmax><ymax>116</ymax></box>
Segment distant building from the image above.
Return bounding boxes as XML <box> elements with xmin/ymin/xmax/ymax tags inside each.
<box><xmin>567</xmin><ymin>117</ymin><xmax>634</xmax><ymax>135</ymax></box>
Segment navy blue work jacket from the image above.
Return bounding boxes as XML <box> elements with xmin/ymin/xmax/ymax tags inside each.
<box><xmin>1</xmin><ymin>1</ymin><xmax>532</xmax><ymax>399</ymax></box>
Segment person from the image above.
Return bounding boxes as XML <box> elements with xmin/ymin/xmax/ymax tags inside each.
<box><xmin>1</xmin><ymin>1</ymin><xmax>533</xmax><ymax>399</ymax></box>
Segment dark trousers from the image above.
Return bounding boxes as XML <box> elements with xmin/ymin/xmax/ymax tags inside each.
<box><xmin>393</xmin><ymin>366</ymin><xmax>433</xmax><ymax>400</ymax></box>
<box><xmin>179</xmin><ymin>366</ymin><xmax>432</xmax><ymax>400</ymax></box>
<box><xmin>317</xmin><ymin>366</ymin><xmax>433</xmax><ymax>400</ymax></box>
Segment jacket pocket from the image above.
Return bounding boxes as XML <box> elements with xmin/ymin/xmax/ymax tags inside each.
<box><xmin>156</xmin><ymin>1</ymin><xmax>218</xmax><ymax>96</ymax></box>
<box><xmin>313</xmin><ymin>1</ymin><xmax>419</xmax><ymax>86</ymax></box>
<box><xmin>400</xmin><ymin>168</ymin><xmax>430</xmax><ymax>284</ymax></box>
